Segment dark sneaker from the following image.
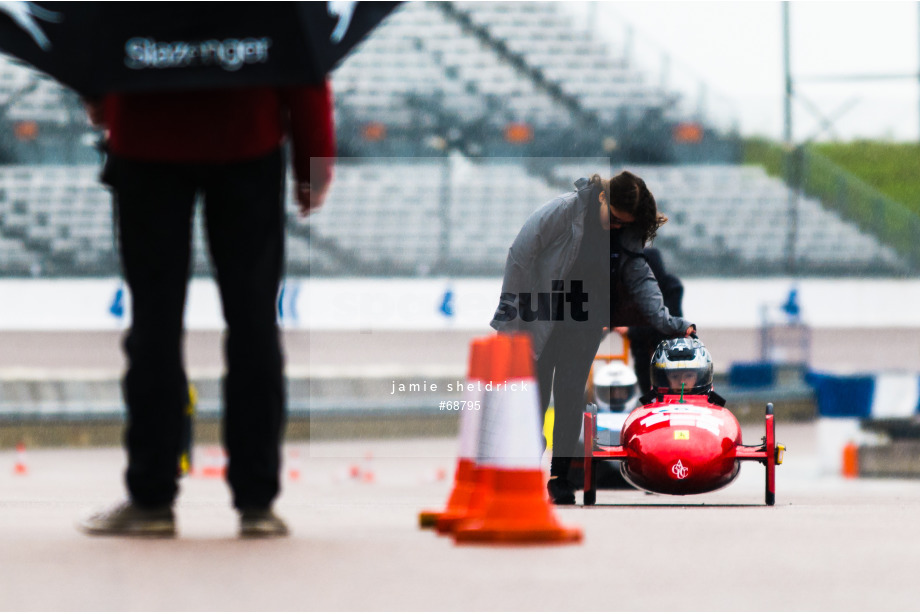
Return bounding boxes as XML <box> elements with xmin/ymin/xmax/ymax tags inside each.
<box><xmin>78</xmin><ymin>501</ymin><xmax>175</xmax><ymax>537</ymax></box>
<box><xmin>239</xmin><ymin>508</ymin><xmax>289</xmax><ymax>538</ymax></box>
<box><xmin>547</xmin><ymin>476</ymin><xmax>576</xmax><ymax>505</ymax></box>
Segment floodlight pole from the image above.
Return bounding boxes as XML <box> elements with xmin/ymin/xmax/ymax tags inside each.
<box><xmin>783</xmin><ymin>3</ymin><xmax>793</xmax><ymax>147</ymax></box>
<box><xmin>438</xmin><ymin>154</ymin><xmax>451</xmax><ymax>275</ymax></box>
<box><xmin>782</xmin><ymin>2</ymin><xmax>798</xmax><ymax>276</ymax></box>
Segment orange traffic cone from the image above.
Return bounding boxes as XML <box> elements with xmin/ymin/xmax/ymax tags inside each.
<box><xmin>195</xmin><ymin>446</ymin><xmax>226</xmax><ymax>479</ymax></box>
<box><xmin>436</xmin><ymin>336</ymin><xmax>512</xmax><ymax>534</ymax></box>
<box><xmin>13</xmin><ymin>441</ymin><xmax>28</xmax><ymax>476</ymax></box>
<box><xmin>842</xmin><ymin>441</ymin><xmax>859</xmax><ymax>478</ymax></box>
<box><xmin>288</xmin><ymin>448</ymin><xmax>302</xmax><ymax>482</ymax></box>
<box><xmin>353</xmin><ymin>451</ymin><xmax>375</xmax><ymax>483</ymax></box>
<box><xmin>419</xmin><ymin>337</ymin><xmax>491</xmax><ymax>529</ymax></box>
<box><xmin>452</xmin><ymin>333</ymin><xmax>582</xmax><ymax>545</ymax></box>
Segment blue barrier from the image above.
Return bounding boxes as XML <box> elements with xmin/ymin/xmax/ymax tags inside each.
<box><xmin>729</xmin><ymin>362</ymin><xmax>776</xmax><ymax>388</ymax></box>
<box><xmin>806</xmin><ymin>373</ymin><xmax>875</xmax><ymax>418</ymax></box>
<box><xmin>806</xmin><ymin>371</ymin><xmax>920</xmax><ymax>419</ymax></box>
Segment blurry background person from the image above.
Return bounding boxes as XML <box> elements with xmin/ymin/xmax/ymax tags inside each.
<box><xmin>625</xmin><ymin>247</ymin><xmax>684</xmax><ymax>393</ymax></box>
<box><xmin>491</xmin><ymin>171</ymin><xmax>695</xmax><ymax>505</ymax></box>
<box><xmin>78</xmin><ymin>83</ymin><xmax>335</xmax><ymax>538</ymax></box>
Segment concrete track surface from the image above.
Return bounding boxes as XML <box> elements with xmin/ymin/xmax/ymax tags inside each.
<box><xmin>1</xmin><ymin>422</ymin><xmax>920</xmax><ymax>611</ymax></box>
<box><xmin>6</xmin><ymin>327</ymin><xmax>920</xmax><ymax>374</ymax></box>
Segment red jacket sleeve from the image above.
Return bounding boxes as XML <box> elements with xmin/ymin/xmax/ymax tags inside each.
<box><xmin>282</xmin><ymin>81</ymin><xmax>336</xmax><ymax>189</ymax></box>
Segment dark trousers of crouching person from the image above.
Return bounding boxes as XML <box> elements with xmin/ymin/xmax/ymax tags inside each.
<box><xmin>536</xmin><ymin>323</ymin><xmax>606</xmax><ymax>481</ymax></box>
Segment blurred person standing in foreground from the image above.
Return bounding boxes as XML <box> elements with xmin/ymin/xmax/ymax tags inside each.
<box><xmin>491</xmin><ymin>172</ymin><xmax>695</xmax><ymax>505</ymax></box>
<box><xmin>79</xmin><ymin>83</ymin><xmax>335</xmax><ymax>538</ymax></box>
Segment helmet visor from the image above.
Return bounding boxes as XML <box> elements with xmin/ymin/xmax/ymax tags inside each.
<box><xmin>596</xmin><ymin>384</ymin><xmax>634</xmax><ymax>406</ymax></box>
<box><xmin>652</xmin><ymin>367</ymin><xmax>708</xmax><ymax>393</ymax></box>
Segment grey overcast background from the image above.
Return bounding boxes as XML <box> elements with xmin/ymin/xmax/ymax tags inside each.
<box><xmin>563</xmin><ymin>1</ymin><xmax>920</xmax><ymax>142</ymax></box>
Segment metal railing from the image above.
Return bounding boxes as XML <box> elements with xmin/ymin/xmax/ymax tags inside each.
<box><xmin>746</xmin><ymin>139</ymin><xmax>920</xmax><ymax>273</ymax></box>
<box><xmin>798</xmin><ymin>150</ymin><xmax>920</xmax><ymax>270</ymax></box>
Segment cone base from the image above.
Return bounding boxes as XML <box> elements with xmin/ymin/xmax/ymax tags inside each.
<box><xmin>450</xmin><ymin>469</ymin><xmax>581</xmax><ymax>545</ymax></box>
<box><xmin>435</xmin><ymin>509</ymin><xmax>475</xmax><ymax>534</ymax></box>
<box><xmin>418</xmin><ymin>510</ymin><xmax>440</xmax><ymax>528</ymax></box>
<box><xmin>453</xmin><ymin>523</ymin><xmax>582</xmax><ymax>545</ymax></box>
<box><xmin>436</xmin><ymin>467</ymin><xmax>493</xmax><ymax>534</ymax></box>
<box><xmin>424</xmin><ymin>460</ymin><xmax>481</xmax><ymax>534</ymax></box>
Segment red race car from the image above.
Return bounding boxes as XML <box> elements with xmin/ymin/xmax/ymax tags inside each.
<box><xmin>582</xmin><ymin>337</ymin><xmax>785</xmax><ymax>505</ymax></box>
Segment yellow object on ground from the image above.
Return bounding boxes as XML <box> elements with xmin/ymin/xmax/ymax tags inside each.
<box><xmin>543</xmin><ymin>406</ymin><xmax>554</xmax><ymax>451</ymax></box>
<box><xmin>178</xmin><ymin>384</ymin><xmax>197</xmax><ymax>477</ymax></box>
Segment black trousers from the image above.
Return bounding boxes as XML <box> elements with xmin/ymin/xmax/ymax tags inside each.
<box><xmin>536</xmin><ymin>324</ymin><xmax>605</xmax><ymax>477</ymax></box>
<box><xmin>103</xmin><ymin>149</ymin><xmax>286</xmax><ymax>510</ymax></box>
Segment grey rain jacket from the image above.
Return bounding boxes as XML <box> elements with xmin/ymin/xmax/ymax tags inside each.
<box><xmin>490</xmin><ymin>177</ymin><xmax>694</xmax><ymax>359</ymax></box>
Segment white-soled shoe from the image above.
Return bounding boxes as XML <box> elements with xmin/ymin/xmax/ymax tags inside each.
<box><xmin>78</xmin><ymin>501</ymin><xmax>176</xmax><ymax>538</ymax></box>
<box><xmin>239</xmin><ymin>508</ymin><xmax>289</xmax><ymax>538</ymax></box>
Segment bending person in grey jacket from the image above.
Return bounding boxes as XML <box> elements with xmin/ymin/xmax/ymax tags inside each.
<box><xmin>490</xmin><ymin>171</ymin><xmax>695</xmax><ymax>504</ymax></box>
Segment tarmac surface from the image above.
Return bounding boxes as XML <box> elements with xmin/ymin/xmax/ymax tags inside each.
<box><xmin>5</xmin><ymin>327</ymin><xmax>920</xmax><ymax>375</ymax></box>
<box><xmin>2</xmin><ymin>422</ymin><xmax>920</xmax><ymax>611</ymax></box>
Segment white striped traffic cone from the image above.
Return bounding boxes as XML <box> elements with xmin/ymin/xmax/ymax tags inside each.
<box><xmin>419</xmin><ymin>336</ymin><xmax>491</xmax><ymax>530</ymax></box>
<box><xmin>452</xmin><ymin>333</ymin><xmax>582</xmax><ymax>545</ymax></box>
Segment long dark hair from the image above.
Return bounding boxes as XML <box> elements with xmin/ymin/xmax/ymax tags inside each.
<box><xmin>590</xmin><ymin>171</ymin><xmax>667</xmax><ymax>245</ymax></box>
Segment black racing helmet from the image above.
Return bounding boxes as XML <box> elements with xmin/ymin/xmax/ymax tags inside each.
<box><xmin>650</xmin><ymin>337</ymin><xmax>713</xmax><ymax>395</ymax></box>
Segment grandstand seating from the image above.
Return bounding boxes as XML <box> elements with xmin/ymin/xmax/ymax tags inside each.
<box><xmin>0</xmin><ymin>165</ymin><xmax>310</xmax><ymax>276</ymax></box>
<box><xmin>0</xmin><ymin>166</ymin><xmax>113</xmax><ymax>275</ymax></box>
<box><xmin>0</xmin><ymin>1</ymin><xmax>912</xmax><ymax>278</ymax></box>
<box><xmin>330</xmin><ymin>0</ymin><xmax>685</xmax><ymax>163</ymax></box>
<box><xmin>0</xmin><ymin>162</ymin><xmax>908</xmax><ymax>278</ymax></box>
<box><xmin>606</xmin><ymin>165</ymin><xmax>906</xmax><ymax>274</ymax></box>
<box><xmin>332</xmin><ymin>2</ymin><xmax>572</xmax><ymax>129</ymax></box>
<box><xmin>0</xmin><ymin>56</ymin><xmax>71</xmax><ymax>124</ymax></box>
<box><xmin>454</xmin><ymin>1</ymin><xmax>675</xmax><ymax>123</ymax></box>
